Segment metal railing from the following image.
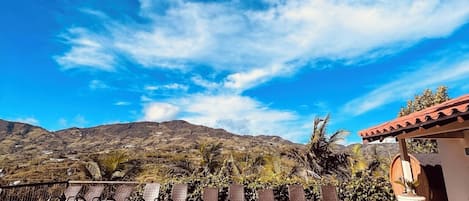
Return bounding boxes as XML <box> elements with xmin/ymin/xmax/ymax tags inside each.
<box><xmin>0</xmin><ymin>180</ymin><xmax>339</xmax><ymax>201</ymax></box>
<box><xmin>0</xmin><ymin>181</ymin><xmax>68</xmax><ymax>201</ymax></box>
<box><xmin>0</xmin><ymin>181</ymin><xmax>144</xmax><ymax>201</ymax></box>
<box><xmin>69</xmin><ymin>180</ymin><xmax>142</xmax><ymax>200</ymax></box>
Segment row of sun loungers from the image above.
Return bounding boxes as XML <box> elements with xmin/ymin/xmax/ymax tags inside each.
<box><xmin>57</xmin><ymin>182</ymin><xmax>338</xmax><ymax>201</ymax></box>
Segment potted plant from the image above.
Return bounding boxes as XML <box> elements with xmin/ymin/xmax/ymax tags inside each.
<box><xmin>394</xmin><ymin>178</ymin><xmax>425</xmax><ymax>201</ymax></box>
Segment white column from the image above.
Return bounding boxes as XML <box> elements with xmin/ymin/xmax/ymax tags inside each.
<box><xmin>398</xmin><ymin>138</ymin><xmax>414</xmax><ymax>193</ymax></box>
<box><xmin>401</xmin><ymin>160</ymin><xmax>413</xmax><ymax>182</ymax></box>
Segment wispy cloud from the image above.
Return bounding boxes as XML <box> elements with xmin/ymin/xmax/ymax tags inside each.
<box><xmin>179</xmin><ymin>94</ymin><xmax>297</xmax><ymax>134</ymax></box>
<box><xmin>89</xmin><ymin>80</ymin><xmax>109</xmax><ymax>90</ymax></box>
<box><xmin>223</xmin><ymin>64</ymin><xmax>295</xmax><ymax>92</ymax></box>
<box><xmin>144</xmin><ymin>83</ymin><xmax>188</xmax><ymax>91</ymax></box>
<box><xmin>114</xmin><ymin>101</ymin><xmax>131</xmax><ymax>106</ymax></box>
<box><xmin>141</xmin><ymin>102</ymin><xmax>180</xmax><ymax>122</ymax></box>
<box><xmin>343</xmin><ymin>55</ymin><xmax>469</xmax><ymax>116</ymax></box>
<box><xmin>53</xmin><ymin>0</ymin><xmax>469</xmax><ymax>143</ymax></box>
<box><xmin>57</xmin><ymin>115</ymin><xmax>89</xmax><ymax>128</ymax></box>
<box><xmin>191</xmin><ymin>75</ymin><xmax>221</xmax><ymax>90</ymax></box>
<box><xmin>73</xmin><ymin>115</ymin><xmax>88</xmax><ymax>127</ymax></box>
<box><xmin>56</xmin><ymin>0</ymin><xmax>469</xmax><ymax>91</ymax></box>
<box><xmin>58</xmin><ymin>118</ymin><xmax>67</xmax><ymax>127</ymax></box>
<box><xmin>55</xmin><ymin>28</ymin><xmax>115</xmax><ymax>71</ymax></box>
<box><xmin>15</xmin><ymin>117</ymin><xmax>39</xmax><ymax>125</ymax></box>
<box><xmin>141</xmin><ymin>93</ymin><xmax>310</xmax><ymax>142</ymax></box>
<box><xmin>140</xmin><ymin>95</ymin><xmax>153</xmax><ymax>102</ymax></box>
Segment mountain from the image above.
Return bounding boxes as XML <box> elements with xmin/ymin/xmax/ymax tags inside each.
<box><xmin>0</xmin><ymin>119</ymin><xmax>300</xmax><ymax>184</ymax></box>
<box><xmin>54</xmin><ymin>120</ymin><xmax>298</xmax><ymax>154</ymax></box>
<box><xmin>0</xmin><ymin>119</ymin><xmax>399</xmax><ymax>185</ymax></box>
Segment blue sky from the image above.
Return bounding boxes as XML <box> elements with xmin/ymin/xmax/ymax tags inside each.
<box><xmin>1</xmin><ymin>0</ymin><xmax>469</xmax><ymax>144</ymax></box>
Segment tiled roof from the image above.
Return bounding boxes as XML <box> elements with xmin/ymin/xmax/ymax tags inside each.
<box><xmin>359</xmin><ymin>94</ymin><xmax>469</xmax><ymax>138</ymax></box>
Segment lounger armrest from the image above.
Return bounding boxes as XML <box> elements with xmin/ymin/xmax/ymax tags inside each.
<box><xmin>47</xmin><ymin>196</ymin><xmax>62</xmax><ymax>201</ymax></box>
<box><xmin>92</xmin><ymin>197</ymin><xmax>102</xmax><ymax>201</ymax></box>
<box><xmin>48</xmin><ymin>193</ymin><xmax>66</xmax><ymax>201</ymax></box>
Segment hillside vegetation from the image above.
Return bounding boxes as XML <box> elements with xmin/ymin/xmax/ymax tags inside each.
<box><xmin>0</xmin><ymin>118</ymin><xmax>398</xmax><ymax>200</ymax></box>
<box><xmin>0</xmin><ymin>119</ymin><xmax>304</xmax><ymax>183</ymax></box>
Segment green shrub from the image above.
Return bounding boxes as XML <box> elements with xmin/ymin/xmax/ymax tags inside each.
<box><xmin>339</xmin><ymin>172</ymin><xmax>395</xmax><ymax>201</ymax></box>
<box><xmin>99</xmin><ymin>150</ymin><xmax>129</xmax><ymax>177</ymax></box>
<box><xmin>152</xmin><ymin>174</ymin><xmax>323</xmax><ymax>201</ymax></box>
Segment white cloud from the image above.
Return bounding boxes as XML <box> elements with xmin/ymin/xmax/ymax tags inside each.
<box><xmin>140</xmin><ymin>95</ymin><xmax>153</xmax><ymax>102</ymax></box>
<box><xmin>57</xmin><ymin>115</ymin><xmax>89</xmax><ymax>128</ymax></box>
<box><xmin>223</xmin><ymin>64</ymin><xmax>295</xmax><ymax>91</ymax></box>
<box><xmin>343</xmin><ymin>56</ymin><xmax>469</xmax><ymax>116</ymax></box>
<box><xmin>191</xmin><ymin>75</ymin><xmax>221</xmax><ymax>90</ymax></box>
<box><xmin>142</xmin><ymin>94</ymin><xmax>309</xmax><ymax>142</ymax></box>
<box><xmin>144</xmin><ymin>85</ymin><xmax>159</xmax><ymax>91</ymax></box>
<box><xmin>58</xmin><ymin>118</ymin><xmax>68</xmax><ymax>127</ymax></box>
<box><xmin>73</xmin><ymin>115</ymin><xmax>88</xmax><ymax>127</ymax></box>
<box><xmin>55</xmin><ymin>28</ymin><xmax>115</xmax><ymax>71</ymax></box>
<box><xmin>55</xmin><ymin>0</ymin><xmax>469</xmax><ymax>143</ymax></box>
<box><xmin>57</xmin><ymin>0</ymin><xmax>469</xmax><ymax>90</ymax></box>
<box><xmin>141</xmin><ymin>102</ymin><xmax>180</xmax><ymax>122</ymax></box>
<box><xmin>114</xmin><ymin>101</ymin><xmax>131</xmax><ymax>106</ymax></box>
<box><xmin>144</xmin><ymin>83</ymin><xmax>188</xmax><ymax>91</ymax></box>
<box><xmin>15</xmin><ymin>117</ymin><xmax>39</xmax><ymax>125</ymax></box>
<box><xmin>165</xmin><ymin>83</ymin><xmax>189</xmax><ymax>91</ymax></box>
<box><xmin>89</xmin><ymin>80</ymin><xmax>109</xmax><ymax>90</ymax></box>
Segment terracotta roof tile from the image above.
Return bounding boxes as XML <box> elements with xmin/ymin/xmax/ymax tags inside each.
<box><xmin>359</xmin><ymin>94</ymin><xmax>469</xmax><ymax>138</ymax></box>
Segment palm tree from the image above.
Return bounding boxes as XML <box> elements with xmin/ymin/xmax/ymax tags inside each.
<box><xmin>220</xmin><ymin>153</ymin><xmax>242</xmax><ymax>177</ymax></box>
<box><xmin>290</xmin><ymin>115</ymin><xmax>349</xmax><ymax>180</ymax></box>
<box><xmin>348</xmin><ymin>144</ymin><xmax>368</xmax><ymax>176</ymax></box>
<box><xmin>197</xmin><ymin>141</ymin><xmax>223</xmax><ymax>176</ymax></box>
<box><xmin>168</xmin><ymin>158</ymin><xmax>197</xmax><ymax>177</ymax></box>
<box><xmin>97</xmin><ymin>150</ymin><xmax>129</xmax><ymax>180</ymax></box>
<box><xmin>348</xmin><ymin>144</ymin><xmax>391</xmax><ymax>179</ymax></box>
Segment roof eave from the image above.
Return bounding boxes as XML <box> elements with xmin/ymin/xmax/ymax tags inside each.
<box><xmin>362</xmin><ymin>111</ymin><xmax>469</xmax><ymax>143</ymax></box>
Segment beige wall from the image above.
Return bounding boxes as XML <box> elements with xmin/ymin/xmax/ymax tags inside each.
<box><xmin>437</xmin><ymin>135</ymin><xmax>469</xmax><ymax>201</ymax></box>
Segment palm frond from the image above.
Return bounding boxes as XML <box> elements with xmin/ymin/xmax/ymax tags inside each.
<box><xmin>311</xmin><ymin>117</ymin><xmax>322</xmax><ymax>144</ymax></box>
<box><xmin>327</xmin><ymin>129</ymin><xmax>349</xmax><ymax>149</ymax></box>
<box><xmin>319</xmin><ymin>114</ymin><xmax>330</xmax><ymax>138</ymax></box>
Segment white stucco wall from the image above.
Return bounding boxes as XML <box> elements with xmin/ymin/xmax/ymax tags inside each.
<box><xmin>437</xmin><ymin>135</ymin><xmax>469</xmax><ymax>201</ymax></box>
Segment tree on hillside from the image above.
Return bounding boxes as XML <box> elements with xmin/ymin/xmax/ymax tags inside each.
<box><xmin>398</xmin><ymin>86</ymin><xmax>450</xmax><ymax>153</ymax></box>
<box><xmin>342</xmin><ymin>145</ymin><xmax>395</xmax><ymax>201</ymax></box>
<box><xmin>348</xmin><ymin>144</ymin><xmax>391</xmax><ymax>178</ymax></box>
<box><xmin>348</xmin><ymin>144</ymin><xmax>367</xmax><ymax>176</ymax></box>
<box><xmin>168</xmin><ymin>158</ymin><xmax>198</xmax><ymax>177</ymax></box>
<box><xmin>289</xmin><ymin>115</ymin><xmax>349</xmax><ymax>180</ymax></box>
<box><xmin>197</xmin><ymin>141</ymin><xmax>223</xmax><ymax>176</ymax></box>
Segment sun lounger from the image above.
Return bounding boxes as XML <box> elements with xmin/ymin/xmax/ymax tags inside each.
<box><xmin>50</xmin><ymin>185</ymin><xmax>83</xmax><ymax>201</ymax></box>
<box><xmin>257</xmin><ymin>188</ymin><xmax>274</xmax><ymax>201</ymax></box>
<box><xmin>142</xmin><ymin>183</ymin><xmax>160</xmax><ymax>201</ymax></box>
<box><xmin>320</xmin><ymin>185</ymin><xmax>339</xmax><ymax>201</ymax></box>
<box><xmin>171</xmin><ymin>183</ymin><xmax>188</xmax><ymax>201</ymax></box>
<box><xmin>202</xmin><ymin>187</ymin><xmax>218</xmax><ymax>201</ymax></box>
<box><xmin>77</xmin><ymin>185</ymin><xmax>105</xmax><ymax>201</ymax></box>
<box><xmin>288</xmin><ymin>184</ymin><xmax>306</xmax><ymax>201</ymax></box>
<box><xmin>229</xmin><ymin>184</ymin><xmax>244</xmax><ymax>201</ymax></box>
<box><xmin>107</xmin><ymin>184</ymin><xmax>135</xmax><ymax>201</ymax></box>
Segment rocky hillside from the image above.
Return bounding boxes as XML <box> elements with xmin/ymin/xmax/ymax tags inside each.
<box><xmin>0</xmin><ymin>119</ymin><xmax>399</xmax><ymax>185</ymax></box>
<box><xmin>0</xmin><ymin>119</ymin><xmax>301</xmax><ymax>184</ymax></box>
<box><xmin>54</xmin><ymin>120</ymin><xmax>298</xmax><ymax>153</ymax></box>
